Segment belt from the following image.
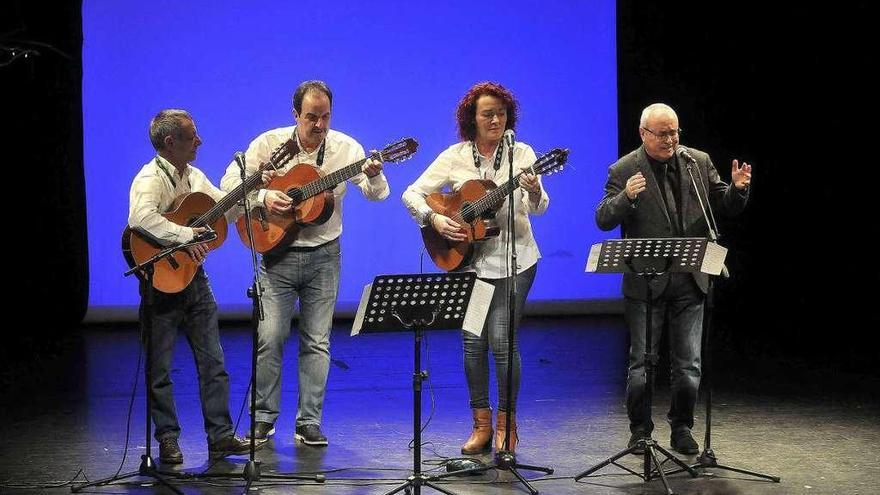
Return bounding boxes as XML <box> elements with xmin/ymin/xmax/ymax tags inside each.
<box><xmin>287</xmin><ymin>237</ymin><xmax>338</xmax><ymax>252</ymax></box>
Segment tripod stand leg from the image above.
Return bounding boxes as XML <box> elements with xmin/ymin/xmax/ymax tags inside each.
<box><xmin>383</xmin><ymin>478</ymin><xmax>415</xmax><ymax>495</ymax></box>
<box><xmin>511</xmin><ymin>462</ymin><xmax>554</xmax><ymax>475</ymax></box>
<box><xmin>574</xmin><ymin>446</ymin><xmax>633</xmax><ymax>479</ymax></box>
<box><xmin>702</xmin><ymin>463</ymin><xmax>781</xmax><ymax>482</ymax></box>
<box><xmin>148</xmin><ymin>467</ymin><xmax>186</xmax><ymax>495</ymax></box>
<box><xmin>506</xmin><ymin>466</ymin><xmax>539</xmax><ymax>495</ymax></box>
<box><xmin>71</xmin><ymin>456</ymin><xmax>184</xmax><ymax>495</ymax></box>
<box><xmin>652</xmin><ymin>444</ymin><xmax>697</xmax><ymax>477</ymax></box>
<box><xmin>646</xmin><ymin>445</ymin><xmax>676</xmax><ymax>495</ymax></box>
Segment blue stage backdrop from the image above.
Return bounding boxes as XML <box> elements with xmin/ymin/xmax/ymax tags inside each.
<box><xmin>83</xmin><ymin>0</ymin><xmax>619</xmax><ymax>318</ymax></box>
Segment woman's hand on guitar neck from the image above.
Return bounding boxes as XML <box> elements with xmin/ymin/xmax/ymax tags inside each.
<box><xmin>430</xmin><ymin>213</ymin><xmax>467</xmax><ymax>242</ymax></box>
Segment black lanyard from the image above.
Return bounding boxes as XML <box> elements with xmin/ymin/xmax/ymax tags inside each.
<box><xmin>471</xmin><ymin>141</ymin><xmax>503</xmax><ymax>172</ymax></box>
<box><xmin>294</xmin><ymin>126</ymin><xmax>326</xmax><ymax>167</ymax></box>
<box><xmin>154</xmin><ymin>156</ymin><xmax>188</xmax><ymax>189</ymax></box>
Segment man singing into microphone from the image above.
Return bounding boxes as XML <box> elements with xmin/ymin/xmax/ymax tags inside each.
<box><xmin>595</xmin><ymin>103</ymin><xmax>751</xmax><ymax>455</ymax></box>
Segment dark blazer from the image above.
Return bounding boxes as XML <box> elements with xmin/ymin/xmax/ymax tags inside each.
<box><xmin>595</xmin><ymin>145</ymin><xmax>748</xmax><ymax>300</ymax></box>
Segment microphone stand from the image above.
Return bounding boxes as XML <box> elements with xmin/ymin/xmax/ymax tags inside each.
<box><xmin>677</xmin><ymin>152</ymin><xmax>779</xmax><ymax>482</ymax></box>
<box><xmin>73</xmin><ymin>236</ymin><xmax>216</xmax><ymax>494</ymax></box>
<box><xmin>237</xmin><ymin>153</ymin><xmax>266</xmax><ymax>492</ymax></box>
<box><xmin>483</xmin><ymin>137</ymin><xmax>553</xmax><ymax>495</ymax></box>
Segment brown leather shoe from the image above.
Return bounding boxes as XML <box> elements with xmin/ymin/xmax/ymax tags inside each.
<box><xmin>495</xmin><ymin>410</ymin><xmax>518</xmax><ymax>453</ymax></box>
<box><xmin>246</xmin><ymin>421</ymin><xmax>275</xmax><ymax>441</ymax></box>
<box><xmin>461</xmin><ymin>408</ymin><xmax>493</xmax><ymax>455</ymax></box>
<box><xmin>158</xmin><ymin>437</ymin><xmax>183</xmax><ymax>464</ymax></box>
<box><xmin>209</xmin><ymin>435</ymin><xmax>257</xmax><ymax>460</ymax></box>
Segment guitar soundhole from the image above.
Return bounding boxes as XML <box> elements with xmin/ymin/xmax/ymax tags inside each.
<box><xmin>461</xmin><ymin>202</ymin><xmax>476</xmax><ymax>223</ymax></box>
<box><xmin>287</xmin><ymin>188</ymin><xmax>304</xmax><ymax>204</ymax></box>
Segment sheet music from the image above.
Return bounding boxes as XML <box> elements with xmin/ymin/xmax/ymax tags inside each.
<box><xmin>350</xmin><ymin>283</ymin><xmax>372</xmax><ymax>336</ymax></box>
<box><xmin>700</xmin><ymin>242</ymin><xmax>728</xmax><ymax>275</ymax></box>
<box><xmin>462</xmin><ymin>279</ymin><xmax>493</xmax><ymax>337</ymax></box>
<box><xmin>585</xmin><ymin>242</ymin><xmax>603</xmax><ymax>272</ymax></box>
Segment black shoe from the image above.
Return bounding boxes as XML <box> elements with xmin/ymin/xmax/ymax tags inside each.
<box><xmin>627</xmin><ymin>431</ymin><xmax>647</xmax><ymax>456</ymax></box>
<box><xmin>209</xmin><ymin>435</ymin><xmax>257</xmax><ymax>460</ymax></box>
<box><xmin>158</xmin><ymin>437</ymin><xmax>183</xmax><ymax>464</ymax></box>
<box><xmin>295</xmin><ymin>424</ymin><xmax>328</xmax><ymax>446</ymax></box>
<box><xmin>246</xmin><ymin>421</ymin><xmax>276</xmax><ymax>441</ymax></box>
<box><xmin>670</xmin><ymin>428</ymin><xmax>699</xmax><ymax>455</ymax></box>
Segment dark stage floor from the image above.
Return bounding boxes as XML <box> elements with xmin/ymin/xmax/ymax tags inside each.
<box><xmin>1</xmin><ymin>316</ymin><xmax>877</xmax><ymax>494</ymax></box>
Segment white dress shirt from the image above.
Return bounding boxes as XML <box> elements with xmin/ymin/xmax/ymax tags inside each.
<box><xmin>128</xmin><ymin>155</ymin><xmax>225</xmax><ymax>245</ymax></box>
<box><xmin>402</xmin><ymin>141</ymin><xmax>549</xmax><ymax>279</ymax></box>
<box><xmin>221</xmin><ymin>127</ymin><xmax>390</xmax><ymax>248</ymax></box>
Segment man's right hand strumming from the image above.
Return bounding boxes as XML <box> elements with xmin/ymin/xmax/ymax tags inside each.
<box><xmin>264</xmin><ymin>189</ymin><xmax>293</xmax><ymax>215</ymax></box>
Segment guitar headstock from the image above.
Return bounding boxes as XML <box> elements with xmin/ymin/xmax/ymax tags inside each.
<box><xmin>532</xmin><ymin>148</ymin><xmax>569</xmax><ymax>176</ymax></box>
<box><xmin>377</xmin><ymin>137</ymin><xmax>419</xmax><ymax>163</ymax></box>
<box><xmin>262</xmin><ymin>138</ymin><xmax>301</xmax><ymax>171</ymax></box>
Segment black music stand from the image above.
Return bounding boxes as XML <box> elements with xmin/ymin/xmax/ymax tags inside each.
<box><xmin>575</xmin><ymin>238</ymin><xmax>727</xmax><ymax>494</ymax></box>
<box><xmin>72</xmin><ymin>236</ymin><xmax>215</xmax><ymax>494</ymax></box>
<box><xmin>352</xmin><ymin>272</ymin><xmax>495</xmax><ymax>495</ymax></box>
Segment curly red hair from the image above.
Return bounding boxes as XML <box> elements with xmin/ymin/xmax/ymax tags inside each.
<box><xmin>455</xmin><ymin>82</ymin><xmax>519</xmax><ymax>142</ymax></box>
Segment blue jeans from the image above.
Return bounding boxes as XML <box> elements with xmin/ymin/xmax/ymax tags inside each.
<box><xmin>625</xmin><ymin>274</ymin><xmax>704</xmax><ymax>435</ymax></box>
<box><xmin>254</xmin><ymin>239</ymin><xmax>340</xmax><ymax>427</ymax></box>
<box><xmin>463</xmin><ymin>264</ymin><xmax>537</xmax><ymax>412</ymax></box>
<box><xmin>141</xmin><ymin>269</ymin><xmax>234</xmax><ymax>444</ymax></box>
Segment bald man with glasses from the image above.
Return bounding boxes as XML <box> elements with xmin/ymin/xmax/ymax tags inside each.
<box><xmin>595</xmin><ymin>103</ymin><xmax>751</xmax><ymax>456</ymax></box>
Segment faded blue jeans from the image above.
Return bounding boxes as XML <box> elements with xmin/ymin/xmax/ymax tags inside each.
<box><xmin>141</xmin><ymin>269</ymin><xmax>234</xmax><ymax>444</ymax></box>
<box><xmin>464</xmin><ymin>264</ymin><xmax>537</xmax><ymax>413</ymax></box>
<box><xmin>254</xmin><ymin>239</ymin><xmax>340</xmax><ymax>427</ymax></box>
<box><xmin>625</xmin><ymin>273</ymin><xmax>704</xmax><ymax>435</ymax></box>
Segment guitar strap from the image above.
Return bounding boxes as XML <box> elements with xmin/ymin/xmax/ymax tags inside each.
<box><xmin>292</xmin><ymin>126</ymin><xmax>326</xmax><ymax>167</ymax></box>
<box><xmin>154</xmin><ymin>156</ymin><xmax>191</xmax><ymax>189</ymax></box>
<box><xmin>471</xmin><ymin>141</ymin><xmax>504</xmax><ymax>174</ymax></box>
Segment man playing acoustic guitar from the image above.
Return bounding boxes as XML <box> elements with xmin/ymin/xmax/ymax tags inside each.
<box><xmin>220</xmin><ymin>81</ymin><xmax>389</xmax><ymax>446</ymax></box>
<box><xmin>128</xmin><ymin>109</ymin><xmax>257</xmax><ymax>464</ymax></box>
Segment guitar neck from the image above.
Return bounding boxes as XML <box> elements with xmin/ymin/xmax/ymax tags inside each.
<box><xmin>471</xmin><ymin>171</ymin><xmax>525</xmax><ymax>217</ymax></box>
<box><xmin>298</xmin><ymin>157</ymin><xmax>370</xmax><ymax>200</ymax></box>
<box><xmin>191</xmin><ymin>162</ymin><xmax>272</xmax><ymax>228</ymax></box>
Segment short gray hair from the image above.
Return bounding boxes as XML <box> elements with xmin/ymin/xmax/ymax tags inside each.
<box><xmin>149</xmin><ymin>109</ymin><xmax>192</xmax><ymax>151</ymax></box>
<box><xmin>639</xmin><ymin>103</ymin><xmax>677</xmax><ymax>128</ymax></box>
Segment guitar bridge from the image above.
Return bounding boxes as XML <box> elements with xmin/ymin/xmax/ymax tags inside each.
<box><xmin>165</xmin><ymin>256</ymin><xmax>180</xmax><ymax>270</ymax></box>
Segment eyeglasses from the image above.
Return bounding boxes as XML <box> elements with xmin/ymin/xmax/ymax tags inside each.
<box><xmin>642</xmin><ymin>127</ymin><xmax>682</xmax><ymax>141</ymax></box>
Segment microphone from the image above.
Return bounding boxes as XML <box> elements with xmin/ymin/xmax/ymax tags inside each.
<box><xmin>677</xmin><ymin>145</ymin><xmax>728</xmax><ymax>278</ymax></box>
<box><xmin>503</xmin><ymin>129</ymin><xmax>515</xmax><ymax>148</ymax></box>
<box><xmin>677</xmin><ymin>145</ymin><xmax>696</xmax><ymax>164</ymax></box>
<box><xmin>234</xmin><ymin>151</ymin><xmax>247</xmax><ymax>171</ymax></box>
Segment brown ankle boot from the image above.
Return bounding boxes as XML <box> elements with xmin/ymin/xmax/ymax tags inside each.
<box><xmin>495</xmin><ymin>410</ymin><xmax>518</xmax><ymax>453</ymax></box>
<box><xmin>461</xmin><ymin>408</ymin><xmax>493</xmax><ymax>454</ymax></box>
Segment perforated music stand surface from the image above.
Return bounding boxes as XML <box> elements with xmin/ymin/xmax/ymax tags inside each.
<box><xmin>350</xmin><ymin>272</ymin><xmax>494</xmax><ymax>495</ymax></box>
<box><xmin>586</xmin><ymin>237</ymin><xmax>727</xmax><ymax>276</ymax></box>
<box><xmin>352</xmin><ymin>272</ymin><xmax>492</xmax><ymax>336</ymax></box>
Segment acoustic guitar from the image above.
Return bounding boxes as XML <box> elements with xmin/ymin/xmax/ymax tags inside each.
<box><xmin>122</xmin><ymin>139</ymin><xmax>299</xmax><ymax>293</ymax></box>
<box><xmin>237</xmin><ymin>137</ymin><xmax>419</xmax><ymax>253</ymax></box>
<box><xmin>420</xmin><ymin>148</ymin><xmax>568</xmax><ymax>272</ymax></box>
